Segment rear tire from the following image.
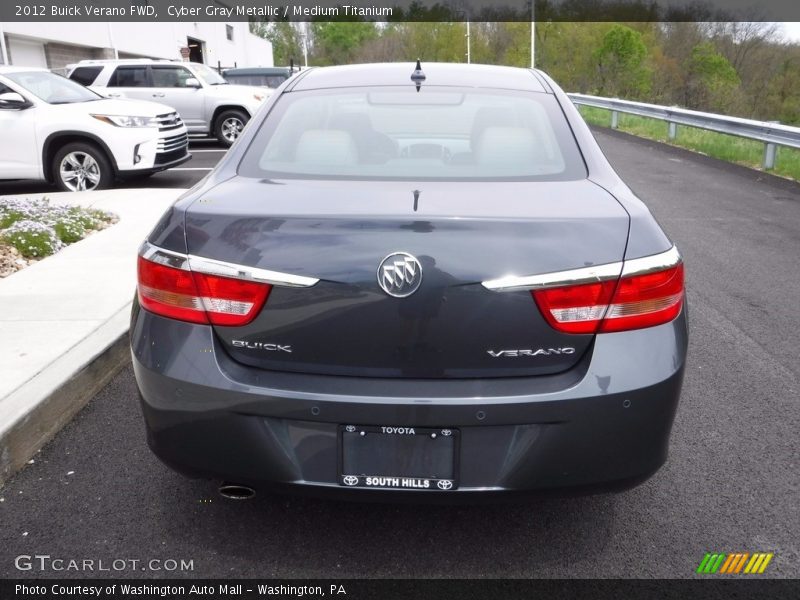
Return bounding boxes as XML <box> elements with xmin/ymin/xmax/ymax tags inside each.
<box><xmin>214</xmin><ymin>109</ymin><xmax>249</xmax><ymax>147</ymax></box>
<box><xmin>52</xmin><ymin>142</ymin><xmax>114</xmax><ymax>192</ymax></box>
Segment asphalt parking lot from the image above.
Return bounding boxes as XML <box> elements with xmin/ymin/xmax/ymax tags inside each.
<box><xmin>0</xmin><ymin>129</ymin><xmax>798</xmax><ymax>579</ymax></box>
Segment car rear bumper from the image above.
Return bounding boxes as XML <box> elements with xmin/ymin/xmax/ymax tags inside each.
<box><xmin>131</xmin><ymin>304</ymin><xmax>688</xmax><ymax>500</ymax></box>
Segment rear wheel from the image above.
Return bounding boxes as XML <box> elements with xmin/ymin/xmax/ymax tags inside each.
<box><xmin>52</xmin><ymin>142</ymin><xmax>114</xmax><ymax>192</ymax></box>
<box><xmin>214</xmin><ymin>109</ymin><xmax>249</xmax><ymax>147</ymax></box>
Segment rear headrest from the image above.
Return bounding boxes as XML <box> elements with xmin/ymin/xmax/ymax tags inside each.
<box><xmin>295</xmin><ymin>129</ymin><xmax>359</xmax><ymax>166</ymax></box>
<box><xmin>471</xmin><ymin>107</ymin><xmax>519</xmax><ymax>146</ymax></box>
<box><xmin>474</xmin><ymin>127</ymin><xmax>539</xmax><ymax>167</ymax></box>
<box><xmin>329</xmin><ymin>112</ymin><xmax>373</xmax><ymax>133</ymax></box>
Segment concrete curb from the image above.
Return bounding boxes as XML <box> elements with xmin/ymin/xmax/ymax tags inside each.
<box><xmin>0</xmin><ymin>316</ymin><xmax>130</xmax><ymax>488</ymax></box>
<box><xmin>0</xmin><ymin>188</ymin><xmax>184</xmax><ymax>488</ymax></box>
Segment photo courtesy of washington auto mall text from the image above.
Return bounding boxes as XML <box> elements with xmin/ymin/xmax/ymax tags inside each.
<box><xmin>1</xmin><ymin>0</ymin><xmax>799</xmax><ymax>598</ymax></box>
<box><xmin>13</xmin><ymin>583</ymin><xmax>349</xmax><ymax>597</ymax></box>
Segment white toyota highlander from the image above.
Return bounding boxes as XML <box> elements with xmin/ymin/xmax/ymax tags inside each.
<box><xmin>0</xmin><ymin>66</ymin><xmax>190</xmax><ymax>192</ymax></box>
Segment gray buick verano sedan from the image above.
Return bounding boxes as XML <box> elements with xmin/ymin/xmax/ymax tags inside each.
<box><xmin>131</xmin><ymin>62</ymin><xmax>687</xmax><ymax>501</ymax></box>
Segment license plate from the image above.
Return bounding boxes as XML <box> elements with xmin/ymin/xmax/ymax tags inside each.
<box><xmin>338</xmin><ymin>425</ymin><xmax>459</xmax><ymax>491</ymax></box>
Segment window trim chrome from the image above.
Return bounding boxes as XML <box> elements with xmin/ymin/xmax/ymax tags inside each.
<box><xmin>138</xmin><ymin>241</ymin><xmax>320</xmax><ymax>288</ymax></box>
<box><xmin>481</xmin><ymin>245</ymin><xmax>681</xmax><ymax>292</ymax></box>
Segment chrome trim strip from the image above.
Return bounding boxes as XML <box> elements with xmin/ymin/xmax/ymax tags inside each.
<box><xmin>139</xmin><ymin>242</ymin><xmax>189</xmax><ymax>270</ymax></box>
<box><xmin>621</xmin><ymin>245</ymin><xmax>682</xmax><ymax>277</ymax></box>
<box><xmin>187</xmin><ymin>254</ymin><xmax>319</xmax><ymax>288</ymax></box>
<box><xmin>138</xmin><ymin>241</ymin><xmax>319</xmax><ymax>288</ymax></box>
<box><xmin>482</xmin><ymin>262</ymin><xmax>621</xmax><ymax>292</ymax></box>
<box><xmin>481</xmin><ymin>246</ymin><xmax>680</xmax><ymax>292</ymax></box>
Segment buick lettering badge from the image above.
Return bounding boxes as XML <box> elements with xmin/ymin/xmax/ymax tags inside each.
<box><xmin>377</xmin><ymin>252</ymin><xmax>422</xmax><ymax>298</ymax></box>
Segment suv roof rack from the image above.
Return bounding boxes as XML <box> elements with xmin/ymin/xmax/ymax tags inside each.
<box><xmin>75</xmin><ymin>58</ymin><xmax>177</xmax><ymax>65</ymax></box>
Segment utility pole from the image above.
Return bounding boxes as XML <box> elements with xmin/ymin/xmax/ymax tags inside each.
<box><xmin>466</xmin><ymin>21</ymin><xmax>471</xmax><ymax>64</ymax></box>
<box><xmin>301</xmin><ymin>22</ymin><xmax>309</xmax><ymax>67</ymax></box>
<box><xmin>529</xmin><ymin>0</ymin><xmax>535</xmax><ymax>68</ymax></box>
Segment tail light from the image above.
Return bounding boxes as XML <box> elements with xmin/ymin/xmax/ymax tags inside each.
<box><xmin>137</xmin><ymin>255</ymin><xmax>271</xmax><ymax>327</ymax></box>
<box><xmin>532</xmin><ymin>249</ymin><xmax>684</xmax><ymax>334</ymax></box>
<box><xmin>597</xmin><ymin>263</ymin><xmax>684</xmax><ymax>332</ymax></box>
<box><xmin>534</xmin><ymin>263</ymin><xmax>683</xmax><ymax>334</ymax></box>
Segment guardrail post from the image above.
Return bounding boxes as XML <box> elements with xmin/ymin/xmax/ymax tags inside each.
<box><xmin>668</xmin><ymin>122</ymin><xmax>677</xmax><ymax>140</ymax></box>
<box><xmin>763</xmin><ymin>143</ymin><xmax>777</xmax><ymax>170</ymax></box>
<box><xmin>611</xmin><ymin>110</ymin><xmax>619</xmax><ymax>129</ymax></box>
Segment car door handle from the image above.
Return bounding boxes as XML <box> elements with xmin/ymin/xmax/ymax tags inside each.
<box><xmin>152</xmin><ymin>93</ymin><xmax>165</xmax><ymax>98</ymax></box>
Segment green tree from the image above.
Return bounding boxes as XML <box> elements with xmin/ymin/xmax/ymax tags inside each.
<box><xmin>593</xmin><ymin>24</ymin><xmax>651</xmax><ymax>97</ymax></box>
<box><xmin>252</xmin><ymin>21</ymin><xmax>304</xmax><ymax>67</ymax></box>
<box><xmin>310</xmin><ymin>21</ymin><xmax>378</xmax><ymax>66</ymax></box>
<box><xmin>685</xmin><ymin>42</ymin><xmax>740</xmax><ymax>112</ymax></box>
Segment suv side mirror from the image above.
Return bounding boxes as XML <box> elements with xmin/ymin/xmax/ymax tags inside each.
<box><xmin>185</xmin><ymin>78</ymin><xmax>201</xmax><ymax>89</ymax></box>
<box><xmin>0</xmin><ymin>92</ymin><xmax>32</xmax><ymax>109</ymax></box>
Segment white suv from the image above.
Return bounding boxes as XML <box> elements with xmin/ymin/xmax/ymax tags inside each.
<box><xmin>68</xmin><ymin>60</ymin><xmax>269</xmax><ymax>147</ymax></box>
<box><xmin>0</xmin><ymin>67</ymin><xmax>190</xmax><ymax>192</ymax></box>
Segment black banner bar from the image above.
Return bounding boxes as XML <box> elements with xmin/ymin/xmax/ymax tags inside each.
<box><xmin>2</xmin><ymin>0</ymin><xmax>800</xmax><ymax>23</ymax></box>
<box><xmin>2</xmin><ymin>579</ymin><xmax>799</xmax><ymax>600</ymax></box>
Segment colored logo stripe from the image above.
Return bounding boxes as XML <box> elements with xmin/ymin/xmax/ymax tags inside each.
<box><xmin>697</xmin><ymin>553</ymin><xmax>726</xmax><ymax>574</ymax></box>
<box><xmin>719</xmin><ymin>553</ymin><xmax>749</xmax><ymax>573</ymax></box>
<box><xmin>745</xmin><ymin>553</ymin><xmax>774</xmax><ymax>574</ymax></box>
<box><xmin>697</xmin><ymin>552</ymin><xmax>774</xmax><ymax>574</ymax></box>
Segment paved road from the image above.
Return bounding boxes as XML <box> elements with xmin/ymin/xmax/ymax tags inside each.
<box><xmin>0</xmin><ymin>140</ymin><xmax>223</xmax><ymax>196</ymax></box>
<box><xmin>0</xmin><ymin>130</ymin><xmax>798</xmax><ymax>579</ymax></box>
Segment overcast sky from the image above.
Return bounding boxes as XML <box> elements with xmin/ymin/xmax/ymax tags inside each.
<box><xmin>780</xmin><ymin>22</ymin><xmax>800</xmax><ymax>42</ymax></box>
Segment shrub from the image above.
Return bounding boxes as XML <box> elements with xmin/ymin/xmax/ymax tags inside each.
<box><xmin>52</xmin><ymin>218</ymin><xmax>87</xmax><ymax>244</ymax></box>
<box><xmin>0</xmin><ymin>198</ymin><xmax>50</xmax><ymax>228</ymax></box>
<box><xmin>1</xmin><ymin>220</ymin><xmax>63</xmax><ymax>258</ymax></box>
<box><xmin>0</xmin><ymin>197</ymin><xmax>115</xmax><ymax>261</ymax></box>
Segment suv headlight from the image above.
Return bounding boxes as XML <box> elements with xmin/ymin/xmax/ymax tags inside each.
<box><xmin>92</xmin><ymin>114</ymin><xmax>158</xmax><ymax>128</ymax></box>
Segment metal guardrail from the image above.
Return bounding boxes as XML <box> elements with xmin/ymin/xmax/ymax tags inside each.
<box><xmin>567</xmin><ymin>93</ymin><xmax>800</xmax><ymax>169</ymax></box>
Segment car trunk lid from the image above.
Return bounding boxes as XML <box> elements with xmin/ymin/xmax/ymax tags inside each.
<box><xmin>183</xmin><ymin>178</ymin><xmax>629</xmax><ymax>378</ymax></box>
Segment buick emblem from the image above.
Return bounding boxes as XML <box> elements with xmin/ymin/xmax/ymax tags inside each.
<box><xmin>345</xmin><ymin>425</ymin><xmax>356</xmax><ymax>433</ymax></box>
<box><xmin>343</xmin><ymin>475</ymin><xmax>359</xmax><ymax>486</ymax></box>
<box><xmin>441</xmin><ymin>429</ymin><xmax>452</xmax><ymax>436</ymax></box>
<box><xmin>377</xmin><ymin>252</ymin><xmax>423</xmax><ymax>298</ymax></box>
<box><xmin>437</xmin><ymin>480</ymin><xmax>453</xmax><ymax>490</ymax></box>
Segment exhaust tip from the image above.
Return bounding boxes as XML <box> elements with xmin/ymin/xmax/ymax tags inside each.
<box><xmin>218</xmin><ymin>483</ymin><xmax>256</xmax><ymax>500</ymax></box>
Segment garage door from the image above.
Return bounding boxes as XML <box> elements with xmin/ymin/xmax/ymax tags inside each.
<box><xmin>8</xmin><ymin>38</ymin><xmax>47</xmax><ymax>68</ymax></box>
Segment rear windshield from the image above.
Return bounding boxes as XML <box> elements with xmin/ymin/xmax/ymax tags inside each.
<box><xmin>68</xmin><ymin>66</ymin><xmax>102</xmax><ymax>86</ymax></box>
<box><xmin>225</xmin><ymin>74</ymin><xmax>288</xmax><ymax>88</ymax></box>
<box><xmin>238</xmin><ymin>87</ymin><xmax>586</xmax><ymax>181</ymax></box>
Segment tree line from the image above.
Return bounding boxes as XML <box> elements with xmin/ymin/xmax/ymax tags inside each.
<box><xmin>252</xmin><ymin>21</ymin><xmax>800</xmax><ymax>125</ymax></box>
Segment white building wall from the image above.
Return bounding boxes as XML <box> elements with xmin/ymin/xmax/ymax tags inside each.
<box><xmin>0</xmin><ymin>21</ymin><xmax>272</xmax><ymax>68</ymax></box>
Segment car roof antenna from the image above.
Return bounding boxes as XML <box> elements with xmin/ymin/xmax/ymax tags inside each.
<box><xmin>411</xmin><ymin>59</ymin><xmax>426</xmax><ymax>92</ymax></box>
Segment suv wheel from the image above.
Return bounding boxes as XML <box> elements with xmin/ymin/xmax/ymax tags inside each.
<box><xmin>53</xmin><ymin>142</ymin><xmax>114</xmax><ymax>192</ymax></box>
<box><xmin>215</xmin><ymin>110</ymin><xmax>249</xmax><ymax>147</ymax></box>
